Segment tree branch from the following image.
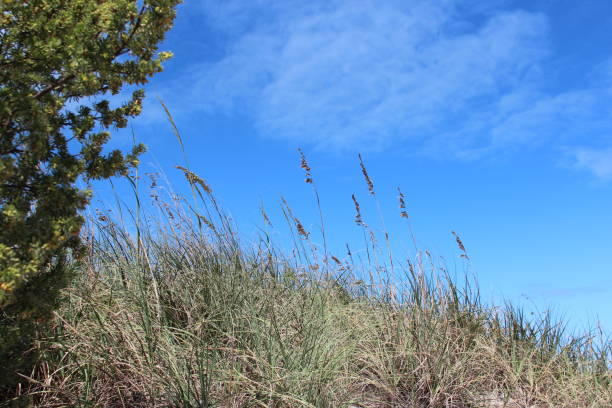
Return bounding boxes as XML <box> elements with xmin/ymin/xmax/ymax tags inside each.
<box><xmin>32</xmin><ymin>73</ymin><xmax>76</xmax><ymax>100</ymax></box>
<box><xmin>32</xmin><ymin>6</ymin><xmax>146</xmax><ymax>102</ymax></box>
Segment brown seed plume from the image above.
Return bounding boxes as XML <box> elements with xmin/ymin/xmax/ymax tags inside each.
<box><xmin>407</xmin><ymin>259</ymin><xmax>415</xmax><ymax>274</ymax></box>
<box><xmin>298</xmin><ymin>148</ymin><xmax>313</xmax><ymax>184</ymax></box>
<box><xmin>295</xmin><ymin>216</ymin><xmax>309</xmax><ymax>239</ymax></box>
<box><xmin>176</xmin><ymin>165</ymin><xmax>212</xmax><ymax>194</ymax></box>
<box><xmin>352</xmin><ymin>194</ymin><xmax>364</xmax><ymax>226</ymax></box>
<box><xmin>358</xmin><ymin>153</ymin><xmax>374</xmax><ymax>195</ymax></box>
<box><xmin>451</xmin><ymin>230</ymin><xmax>469</xmax><ymax>259</ymax></box>
<box><xmin>397</xmin><ymin>187</ymin><xmax>409</xmax><ymax>218</ymax></box>
<box><xmin>260</xmin><ymin>205</ymin><xmax>272</xmax><ymax>226</ymax></box>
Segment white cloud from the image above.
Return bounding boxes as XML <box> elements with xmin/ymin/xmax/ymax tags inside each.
<box><xmin>570</xmin><ymin>147</ymin><xmax>612</xmax><ymax>180</ymax></box>
<box><xmin>154</xmin><ymin>0</ymin><xmax>612</xmax><ymax>172</ymax></box>
<box><xmin>176</xmin><ymin>0</ymin><xmax>549</xmax><ymax>152</ymax></box>
<box><xmin>492</xmin><ymin>89</ymin><xmax>612</xmax><ymax>144</ymax></box>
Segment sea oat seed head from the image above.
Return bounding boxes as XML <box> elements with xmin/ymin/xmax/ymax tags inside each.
<box><xmin>295</xmin><ymin>217</ymin><xmax>310</xmax><ymax>239</ymax></box>
<box><xmin>451</xmin><ymin>230</ymin><xmax>469</xmax><ymax>258</ymax></box>
<box><xmin>176</xmin><ymin>166</ymin><xmax>212</xmax><ymax>194</ymax></box>
<box><xmin>351</xmin><ymin>194</ymin><xmax>364</xmax><ymax>226</ymax></box>
<box><xmin>397</xmin><ymin>187</ymin><xmax>409</xmax><ymax>218</ymax></box>
<box><xmin>298</xmin><ymin>148</ymin><xmax>313</xmax><ymax>184</ymax></box>
<box><xmin>260</xmin><ymin>205</ymin><xmax>272</xmax><ymax>226</ymax></box>
<box><xmin>358</xmin><ymin>153</ymin><xmax>375</xmax><ymax>195</ymax></box>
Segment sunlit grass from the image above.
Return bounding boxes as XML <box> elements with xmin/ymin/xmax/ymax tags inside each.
<box><xmin>8</xmin><ymin>124</ymin><xmax>611</xmax><ymax>407</ymax></box>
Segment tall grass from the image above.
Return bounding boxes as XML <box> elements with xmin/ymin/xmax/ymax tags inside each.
<box><xmin>5</xmin><ymin>146</ymin><xmax>611</xmax><ymax>407</ymax></box>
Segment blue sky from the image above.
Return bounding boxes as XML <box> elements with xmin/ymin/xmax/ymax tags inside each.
<box><xmin>101</xmin><ymin>0</ymin><xmax>612</xmax><ymax>334</ymax></box>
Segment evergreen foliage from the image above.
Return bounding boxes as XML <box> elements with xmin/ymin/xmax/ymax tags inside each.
<box><xmin>0</xmin><ymin>0</ymin><xmax>180</xmax><ymax>392</ymax></box>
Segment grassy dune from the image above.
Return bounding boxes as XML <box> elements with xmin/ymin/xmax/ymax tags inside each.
<box><xmin>8</xmin><ymin>156</ymin><xmax>611</xmax><ymax>407</ymax></box>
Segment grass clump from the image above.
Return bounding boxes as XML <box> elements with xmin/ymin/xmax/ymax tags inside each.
<box><xmin>5</xmin><ymin>156</ymin><xmax>611</xmax><ymax>408</ymax></box>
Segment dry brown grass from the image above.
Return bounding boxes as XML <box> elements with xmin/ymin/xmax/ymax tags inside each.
<box><xmin>4</xmin><ymin>151</ymin><xmax>610</xmax><ymax>407</ymax></box>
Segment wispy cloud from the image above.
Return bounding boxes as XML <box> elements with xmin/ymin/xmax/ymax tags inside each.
<box><xmin>176</xmin><ymin>0</ymin><xmax>548</xmax><ymax>152</ymax></box>
<box><xmin>153</xmin><ymin>0</ymin><xmax>612</xmax><ymax>169</ymax></box>
<box><xmin>570</xmin><ymin>147</ymin><xmax>612</xmax><ymax>180</ymax></box>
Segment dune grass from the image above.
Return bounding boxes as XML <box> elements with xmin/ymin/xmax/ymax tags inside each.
<box><xmin>5</xmin><ymin>151</ymin><xmax>611</xmax><ymax>408</ymax></box>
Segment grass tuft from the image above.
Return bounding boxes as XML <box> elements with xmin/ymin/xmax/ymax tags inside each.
<box><xmin>5</xmin><ymin>148</ymin><xmax>611</xmax><ymax>408</ymax></box>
